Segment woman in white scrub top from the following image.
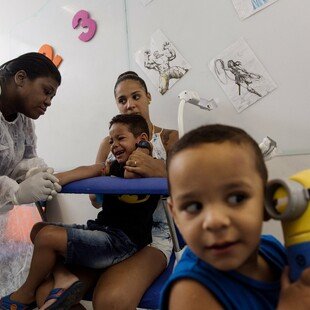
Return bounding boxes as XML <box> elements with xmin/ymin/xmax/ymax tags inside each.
<box><xmin>0</xmin><ymin>52</ymin><xmax>62</xmax><ymax>295</ymax></box>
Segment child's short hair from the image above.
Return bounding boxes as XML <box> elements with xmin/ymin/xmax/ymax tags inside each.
<box><xmin>167</xmin><ymin>124</ymin><xmax>268</xmax><ymax>184</ymax></box>
<box><xmin>109</xmin><ymin>114</ymin><xmax>149</xmax><ymax>139</ymax></box>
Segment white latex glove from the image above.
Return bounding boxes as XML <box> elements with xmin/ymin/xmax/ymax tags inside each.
<box><xmin>25</xmin><ymin>167</ymin><xmax>62</xmax><ymax>193</ymax></box>
<box><xmin>25</xmin><ymin>167</ymin><xmax>54</xmax><ymax>178</ymax></box>
<box><xmin>12</xmin><ymin>170</ymin><xmax>60</xmax><ymax>204</ymax></box>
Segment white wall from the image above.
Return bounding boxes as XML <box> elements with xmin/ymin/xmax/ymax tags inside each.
<box><xmin>125</xmin><ymin>0</ymin><xmax>310</xmax><ymax>156</ymax></box>
<box><xmin>1</xmin><ymin>0</ymin><xmax>128</xmax><ymax>171</ymax></box>
<box><xmin>1</xmin><ymin>0</ymin><xmax>310</xmax><ymax>243</ymax></box>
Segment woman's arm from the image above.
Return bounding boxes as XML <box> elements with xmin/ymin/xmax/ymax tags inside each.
<box><xmin>125</xmin><ymin>153</ymin><xmax>167</xmax><ymax>177</ymax></box>
<box><xmin>95</xmin><ymin>136</ymin><xmax>111</xmax><ymax>164</ymax></box>
<box><xmin>161</xmin><ymin>129</ymin><xmax>179</xmax><ymax>153</ymax></box>
<box><xmin>10</xmin><ymin>119</ymin><xmax>48</xmax><ymax>182</ymax></box>
<box><xmin>0</xmin><ymin>176</ymin><xmax>19</xmax><ymax>212</ymax></box>
<box><xmin>55</xmin><ymin>163</ymin><xmax>104</xmax><ymax>186</ymax></box>
<box><xmin>124</xmin><ymin>128</ymin><xmax>179</xmax><ymax>178</ymax></box>
<box><xmin>124</xmin><ymin>148</ymin><xmax>150</xmax><ymax>179</ymax></box>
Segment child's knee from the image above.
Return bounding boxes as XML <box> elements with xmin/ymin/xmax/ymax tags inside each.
<box><xmin>34</xmin><ymin>225</ymin><xmax>67</xmax><ymax>249</ymax></box>
<box><xmin>30</xmin><ymin>222</ymin><xmax>49</xmax><ymax>243</ymax></box>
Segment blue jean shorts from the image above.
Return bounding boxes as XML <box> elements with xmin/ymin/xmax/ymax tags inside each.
<box><xmin>49</xmin><ymin>222</ymin><xmax>138</xmax><ymax>269</ymax></box>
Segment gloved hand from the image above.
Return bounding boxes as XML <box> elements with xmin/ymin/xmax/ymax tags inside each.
<box><xmin>25</xmin><ymin>167</ymin><xmax>62</xmax><ymax>193</ymax></box>
<box><xmin>25</xmin><ymin>166</ymin><xmax>53</xmax><ymax>178</ymax></box>
<box><xmin>12</xmin><ymin>170</ymin><xmax>61</xmax><ymax>204</ymax></box>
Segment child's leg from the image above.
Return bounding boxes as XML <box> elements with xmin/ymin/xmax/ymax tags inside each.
<box><xmin>40</xmin><ymin>262</ymin><xmax>80</xmax><ymax>310</ymax></box>
<box><xmin>37</xmin><ymin>264</ymin><xmax>99</xmax><ymax>309</ymax></box>
<box><xmin>10</xmin><ymin>225</ymin><xmax>67</xmax><ymax>304</ymax></box>
<box><xmin>36</xmin><ymin>274</ymin><xmax>54</xmax><ymax>307</ymax></box>
<box><xmin>30</xmin><ymin>221</ymin><xmax>49</xmax><ymax>243</ymax></box>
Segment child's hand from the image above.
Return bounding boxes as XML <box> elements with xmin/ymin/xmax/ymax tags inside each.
<box><xmin>103</xmin><ymin>160</ymin><xmax>111</xmax><ymax>176</ymax></box>
<box><xmin>277</xmin><ymin>267</ymin><xmax>310</xmax><ymax>309</ymax></box>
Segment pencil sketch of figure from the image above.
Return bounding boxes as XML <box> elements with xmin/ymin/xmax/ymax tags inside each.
<box><xmin>215</xmin><ymin>59</ymin><xmax>262</xmax><ymax>97</ymax></box>
<box><xmin>144</xmin><ymin>41</ymin><xmax>188</xmax><ymax>94</ymax></box>
<box><xmin>251</xmin><ymin>0</ymin><xmax>268</xmax><ymax>10</ymax></box>
<box><xmin>231</xmin><ymin>0</ymin><xmax>279</xmax><ymax>20</ymax></box>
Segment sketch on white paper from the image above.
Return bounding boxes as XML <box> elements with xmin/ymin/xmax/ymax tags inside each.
<box><xmin>135</xmin><ymin>30</ymin><xmax>191</xmax><ymax>95</ymax></box>
<box><xmin>140</xmin><ymin>0</ymin><xmax>154</xmax><ymax>6</ymax></box>
<box><xmin>209</xmin><ymin>38</ymin><xmax>277</xmax><ymax>113</ymax></box>
<box><xmin>231</xmin><ymin>0</ymin><xmax>279</xmax><ymax>20</ymax></box>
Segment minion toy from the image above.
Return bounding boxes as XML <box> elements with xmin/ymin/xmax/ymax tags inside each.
<box><xmin>265</xmin><ymin>169</ymin><xmax>310</xmax><ymax>281</ymax></box>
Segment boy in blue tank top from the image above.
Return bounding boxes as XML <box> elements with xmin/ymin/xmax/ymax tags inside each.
<box><xmin>161</xmin><ymin>124</ymin><xmax>310</xmax><ymax>310</ymax></box>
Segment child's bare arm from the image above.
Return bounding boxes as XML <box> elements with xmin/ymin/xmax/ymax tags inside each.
<box><xmin>55</xmin><ymin>163</ymin><xmax>104</xmax><ymax>186</ymax></box>
<box><xmin>168</xmin><ymin>279</ymin><xmax>223</xmax><ymax>310</ymax></box>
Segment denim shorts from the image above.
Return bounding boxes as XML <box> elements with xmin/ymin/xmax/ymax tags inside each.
<box><xmin>49</xmin><ymin>222</ymin><xmax>138</xmax><ymax>269</ymax></box>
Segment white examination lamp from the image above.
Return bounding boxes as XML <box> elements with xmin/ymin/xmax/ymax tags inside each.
<box><xmin>177</xmin><ymin>92</ymin><xmax>277</xmax><ymax>161</ymax></box>
<box><xmin>178</xmin><ymin>90</ymin><xmax>217</xmax><ymax>137</ymax></box>
<box><xmin>166</xmin><ymin>90</ymin><xmax>216</xmax><ymax>261</ymax></box>
<box><xmin>259</xmin><ymin>136</ymin><xmax>278</xmax><ymax>161</ymax></box>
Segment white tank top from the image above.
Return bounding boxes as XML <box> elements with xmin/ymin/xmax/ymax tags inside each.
<box><xmin>151</xmin><ymin>128</ymin><xmax>166</xmax><ymax>160</ymax></box>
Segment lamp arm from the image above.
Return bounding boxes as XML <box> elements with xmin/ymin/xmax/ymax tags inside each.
<box><xmin>178</xmin><ymin>98</ymin><xmax>186</xmax><ymax>138</ymax></box>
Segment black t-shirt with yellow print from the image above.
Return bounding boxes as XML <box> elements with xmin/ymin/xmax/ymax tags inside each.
<box><xmin>94</xmin><ymin>160</ymin><xmax>160</xmax><ymax>249</ymax></box>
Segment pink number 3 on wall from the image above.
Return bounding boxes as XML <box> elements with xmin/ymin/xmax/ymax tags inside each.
<box><xmin>72</xmin><ymin>10</ymin><xmax>97</xmax><ymax>42</ymax></box>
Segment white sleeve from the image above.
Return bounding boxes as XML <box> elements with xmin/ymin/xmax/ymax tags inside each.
<box><xmin>0</xmin><ymin>117</ymin><xmax>46</xmax><ymax>212</ymax></box>
<box><xmin>10</xmin><ymin>118</ymin><xmax>47</xmax><ymax>182</ymax></box>
<box><xmin>0</xmin><ymin>175</ymin><xmax>19</xmax><ymax>212</ymax></box>
<box><xmin>10</xmin><ymin>157</ymin><xmax>47</xmax><ymax>183</ymax></box>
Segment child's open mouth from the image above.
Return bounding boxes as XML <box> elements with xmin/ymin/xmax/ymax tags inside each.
<box><xmin>114</xmin><ymin>150</ymin><xmax>125</xmax><ymax>157</ymax></box>
<box><xmin>206</xmin><ymin>241</ymin><xmax>239</xmax><ymax>254</ymax></box>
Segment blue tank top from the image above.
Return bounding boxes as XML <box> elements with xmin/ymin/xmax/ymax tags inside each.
<box><xmin>160</xmin><ymin>235</ymin><xmax>287</xmax><ymax>310</ymax></box>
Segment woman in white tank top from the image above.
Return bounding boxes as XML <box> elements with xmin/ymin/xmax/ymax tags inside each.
<box><xmin>91</xmin><ymin>71</ymin><xmax>178</xmax><ymax>309</ymax></box>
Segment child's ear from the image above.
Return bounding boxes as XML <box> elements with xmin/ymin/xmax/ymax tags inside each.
<box><xmin>137</xmin><ymin>132</ymin><xmax>149</xmax><ymax>142</ymax></box>
<box><xmin>167</xmin><ymin>196</ymin><xmax>178</xmax><ymax>225</ymax></box>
